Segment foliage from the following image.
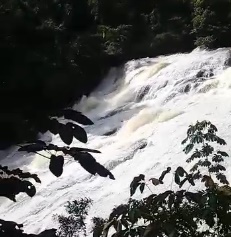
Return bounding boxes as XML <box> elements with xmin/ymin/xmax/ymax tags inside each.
<box><xmin>55</xmin><ymin>198</ymin><xmax>92</xmax><ymax>237</ymax></box>
<box><xmin>92</xmin><ymin>121</ymin><xmax>231</xmax><ymax>237</ymax></box>
<box><xmin>0</xmin><ymin>219</ymin><xmax>57</xmax><ymax>237</ymax></box>
<box><xmin>1</xmin><ymin>0</ymin><xmax>231</xmax><ymax>149</ymax></box>
<box><xmin>192</xmin><ymin>0</ymin><xmax>231</xmax><ymax>48</ymax></box>
<box><xmin>0</xmin><ymin>109</ymin><xmax>114</xmax><ymax>236</ymax></box>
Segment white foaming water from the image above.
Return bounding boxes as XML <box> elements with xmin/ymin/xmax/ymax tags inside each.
<box><xmin>1</xmin><ymin>48</ymin><xmax>231</xmax><ymax>234</ymax></box>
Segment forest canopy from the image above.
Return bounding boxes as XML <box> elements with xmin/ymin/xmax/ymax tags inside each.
<box><xmin>1</xmin><ymin>0</ymin><xmax>231</xmax><ymax>146</ymax></box>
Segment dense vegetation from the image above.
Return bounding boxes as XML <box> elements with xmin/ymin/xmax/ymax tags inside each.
<box><xmin>1</xmin><ymin>0</ymin><xmax>231</xmax><ymax>147</ymax></box>
<box><xmin>57</xmin><ymin>121</ymin><xmax>231</xmax><ymax>237</ymax></box>
<box><xmin>1</xmin><ymin>0</ymin><xmax>231</xmax><ymax>235</ymax></box>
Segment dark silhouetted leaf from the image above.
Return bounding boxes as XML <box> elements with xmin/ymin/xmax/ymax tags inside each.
<box><xmin>168</xmin><ymin>193</ymin><xmax>175</xmax><ymax>209</ymax></box>
<box><xmin>210</xmin><ymin>124</ymin><xmax>218</xmax><ymax>132</ymax></box>
<box><xmin>76</xmin><ymin>152</ymin><xmax>97</xmax><ymax>175</ymax></box>
<box><xmin>159</xmin><ymin>167</ymin><xmax>171</xmax><ymax>183</ymax></box>
<box><xmin>185</xmin><ymin>192</ymin><xmax>203</xmax><ymax>204</ymax></box>
<box><xmin>216</xmin><ymin>137</ymin><xmax>226</xmax><ymax>145</ymax></box>
<box><xmin>217</xmin><ymin>185</ymin><xmax>231</xmax><ymax>196</ymax></box>
<box><xmin>216</xmin><ymin>173</ymin><xmax>229</xmax><ymax>185</ymax></box>
<box><xmin>183</xmin><ymin>143</ymin><xmax>194</xmax><ymax>154</ymax></box>
<box><xmin>176</xmin><ymin>167</ymin><xmax>187</xmax><ymax>177</ymax></box>
<box><xmin>217</xmin><ymin>151</ymin><xmax>229</xmax><ymax>157</ymax></box>
<box><xmin>63</xmin><ymin>109</ymin><xmax>94</xmax><ymax>125</ymax></box>
<box><xmin>130</xmin><ymin>174</ymin><xmax>145</xmax><ymax>196</ymax></box>
<box><xmin>0</xmin><ymin>177</ymin><xmax>36</xmax><ymax>201</ymax></box>
<box><xmin>201</xmin><ymin>175</ymin><xmax>215</xmax><ymax>189</ymax></box>
<box><xmin>103</xmin><ymin>219</ymin><xmax>116</xmax><ymax>237</ymax></box>
<box><xmin>139</xmin><ymin>183</ymin><xmax>145</xmax><ymax>193</ymax></box>
<box><xmin>77</xmin><ymin>153</ymin><xmax>115</xmax><ymax>179</ymax></box>
<box><xmin>149</xmin><ymin>178</ymin><xmax>161</xmax><ymax>186</ymax></box>
<box><xmin>0</xmin><ymin>166</ymin><xmax>41</xmax><ymax>183</ymax></box>
<box><xmin>49</xmin><ymin>155</ymin><xmax>64</xmax><ymax>177</ymax></box>
<box><xmin>175</xmin><ymin>173</ymin><xmax>180</xmax><ymax>185</ymax></box>
<box><xmin>59</xmin><ymin>123</ymin><xmax>73</xmax><ymax>145</ymax></box>
<box><xmin>18</xmin><ymin>142</ymin><xmax>46</xmax><ymax>152</ymax></box>
<box><xmin>202</xmin><ymin>144</ymin><xmax>214</xmax><ymax>156</ymax></box>
<box><xmin>155</xmin><ymin>190</ymin><xmax>173</xmax><ymax>204</ymax></box>
<box><xmin>69</xmin><ymin>147</ymin><xmax>101</xmax><ymax>154</ymax></box>
<box><xmin>49</xmin><ymin>119</ymin><xmax>60</xmax><ymax>135</ymax></box>
<box><xmin>201</xmin><ymin>160</ymin><xmax>211</xmax><ymax>167</ymax></box>
<box><xmin>143</xmin><ymin>223</ymin><xmax>158</xmax><ymax>237</ymax></box>
<box><xmin>181</xmin><ymin>137</ymin><xmax>188</xmax><ymax>145</ymax></box>
<box><xmin>212</xmin><ymin>154</ymin><xmax>224</xmax><ymax>163</ymax></box>
<box><xmin>70</xmin><ymin>123</ymin><xmax>88</xmax><ymax>143</ymax></box>
<box><xmin>22</xmin><ymin>180</ymin><xmax>36</xmax><ymax>197</ymax></box>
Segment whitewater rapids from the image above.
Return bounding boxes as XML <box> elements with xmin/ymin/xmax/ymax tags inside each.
<box><xmin>1</xmin><ymin>48</ymin><xmax>231</xmax><ymax>234</ymax></box>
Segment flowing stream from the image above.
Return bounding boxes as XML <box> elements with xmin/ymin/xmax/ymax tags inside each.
<box><xmin>1</xmin><ymin>48</ymin><xmax>231</xmax><ymax>234</ymax></box>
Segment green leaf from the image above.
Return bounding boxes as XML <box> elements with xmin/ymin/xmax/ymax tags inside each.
<box><xmin>181</xmin><ymin>137</ymin><xmax>188</xmax><ymax>144</ymax></box>
<box><xmin>212</xmin><ymin>154</ymin><xmax>224</xmax><ymax>163</ymax></box>
<box><xmin>183</xmin><ymin>143</ymin><xmax>194</xmax><ymax>154</ymax></box>
<box><xmin>116</xmin><ymin>220</ymin><xmax>122</xmax><ymax>232</ymax></box>
<box><xmin>217</xmin><ymin>151</ymin><xmax>229</xmax><ymax>157</ymax></box>
<box><xmin>201</xmin><ymin>160</ymin><xmax>211</xmax><ymax>167</ymax></box>
<box><xmin>143</xmin><ymin>223</ymin><xmax>158</xmax><ymax>237</ymax></box>
<box><xmin>168</xmin><ymin>193</ymin><xmax>175</xmax><ymax>209</ymax></box>
<box><xmin>216</xmin><ymin>173</ymin><xmax>229</xmax><ymax>185</ymax></box>
<box><xmin>202</xmin><ymin>144</ymin><xmax>214</xmax><ymax>156</ymax></box>
<box><xmin>103</xmin><ymin>219</ymin><xmax>116</xmax><ymax>237</ymax></box>
<box><xmin>216</xmin><ymin>137</ymin><xmax>226</xmax><ymax>145</ymax></box>
<box><xmin>49</xmin><ymin>155</ymin><xmax>64</xmax><ymax>177</ymax></box>
<box><xmin>120</xmin><ymin>219</ymin><xmax>129</xmax><ymax>229</ymax></box>
<box><xmin>210</xmin><ymin>124</ymin><xmax>218</xmax><ymax>132</ymax></box>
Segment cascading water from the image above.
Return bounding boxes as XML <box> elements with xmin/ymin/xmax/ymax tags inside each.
<box><xmin>1</xmin><ymin>48</ymin><xmax>231</xmax><ymax>234</ymax></box>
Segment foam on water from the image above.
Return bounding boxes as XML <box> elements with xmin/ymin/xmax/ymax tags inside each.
<box><xmin>1</xmin><ymin>48</ymin><xmax>231</xmax><ymax>234</ymax></box>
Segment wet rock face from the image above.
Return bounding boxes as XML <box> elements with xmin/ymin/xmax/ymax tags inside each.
<box><xmin>100</xmin><ymin>107</ymin><xmax>124</xmax><ymax>120</ymax></box>
<box><xmin>224</xmin><ymin>50</ymin><xmax>231</xmax><ymax>66</ymax></box>
<box><xmin>183</xmin><ymin>84</ymin><xmax>191</xmax><ymax>93</ymax></box>
<box><xmin>103</xmin><ymin>128</ymin><xmax>117</xmax><ymax>136</ymax></box>
<box><xmin>106</xmin><ymin>139</ymin><xmax>148</xmax><ymax>171</ymax></box>
<box><xmin>136</xmin><ymin>85</ymin><xmax>151</xmax><ymax>102</ymax></box>
<box><xmin>196</xmin><ymin>69</ymin><xmax>214</xmax><ymax>79</ymax></box>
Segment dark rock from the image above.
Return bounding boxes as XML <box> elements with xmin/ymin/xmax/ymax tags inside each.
<box><xmin>103</xmin><ymin>128</ymin><xmax>117</xmax><ymax>136</ymax></box>
<box><xmin>136</xmin><ymin>85</ymin><xmax>151</xmax><ymax>101</ymax></box>
<box><xmin>184</xmin><ymin>84</ymin><xmax>191</xmax><ymax>93</ymax></box>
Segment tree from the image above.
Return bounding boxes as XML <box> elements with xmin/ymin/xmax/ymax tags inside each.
<box><xmin>192</xmin><ymin>0</ymin><xmax>231</xmax><ymax>48</ymax></box>
<box><xmin>55</xmin><ymin>198</ymin><xmax>92</xmax><ymax>237</ymax></box>
<box><xmin>92</xmin><ymin>121</ymin><xmax>231</xmax><ymax>237</ymax></box>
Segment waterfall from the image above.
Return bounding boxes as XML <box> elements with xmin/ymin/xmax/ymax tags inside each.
<box><xmin>1</xmin><ymin>48</ymin><xmax>231</xmax><ymax>234</ymax></box>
